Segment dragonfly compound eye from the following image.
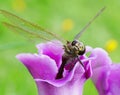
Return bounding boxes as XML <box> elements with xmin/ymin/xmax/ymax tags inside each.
<box><xmin>78</xmin><ymin>42</ymin><xmax>86</xmax><ymax>55</ymax></box>
<box><xmin>71</xmin><ymin>40</ymin><xmax>78</xmax><ymax>46</ymax></box>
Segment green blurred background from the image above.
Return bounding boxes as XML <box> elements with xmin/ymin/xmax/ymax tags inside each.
<box><xmin>0</xmin><ymin>0</ymin><xmax>120</xmax><ymax>95</ymax></box>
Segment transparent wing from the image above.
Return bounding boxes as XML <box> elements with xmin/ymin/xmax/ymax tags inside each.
<box><xmin>74</xmin><ymin>6</ymin><xmax>106</xmax><ymax>40</ymax></box>
<box><xmin>0</xmin><ymin>9</ymin><xmax>65</xmax><ymax>42</ymax></box>
<box><xmin>2</xmin><ymin>22</ymin><xmax>50</xmax><ymax>41</ymax></box>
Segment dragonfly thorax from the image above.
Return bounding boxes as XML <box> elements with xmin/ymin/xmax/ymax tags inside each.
<box><xmin>64</xmin><ymin>40</ymin><xmax>86</xmax><ymax>57</ymax></box>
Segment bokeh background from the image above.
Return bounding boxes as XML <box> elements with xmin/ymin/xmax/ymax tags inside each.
<box><xmin>0</xmin><ymin>0</ymin><xmax>120</xmax><ymax>95</ymax></box>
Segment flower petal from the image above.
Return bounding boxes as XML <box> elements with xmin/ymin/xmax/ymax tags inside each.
<box><xmin>92</xmin><ymin>64</ymin><xmax>120</xmax><ymax>95</ymax></box>
<box><xmin>86</xmin><ymin>46</ymin><xmax>93</xmax><ymax>53</ymax></box>
<box><xmin>35</xmin><ymin>62</ymin><xmax>84</xmax><ymax>87</ymax></box>
<box><xmin>36</xmin><ymin>78</ymin><xmax>84</xmax><ymax>95</ymax></box>
<box><xmin>36</xmin><ymin>41</ymin><xmax>64</xmax><ymax>67</ymax></box>
<box><xmin>90</xmin><ymin>48</ymin><xmax>112</xmax><ymax>69</ymax></box>
<box><xmin>35</xmin><ymin>57</ymin><xmax>92</xmax><ymax>87</ymax></box>
<box><xmin>35</xmin><ymin>63</ymin><xmax>86</xmax><ymax>95</ymax></box>
<box><xmin>16</xmin><ymin>53</ymin><xmax>58</xmax><ymax>80</ymax></box>
<box><xmin>90</xmin><ymin>48</ymin><xmax>120</xmax><ymax>95</ymax></box>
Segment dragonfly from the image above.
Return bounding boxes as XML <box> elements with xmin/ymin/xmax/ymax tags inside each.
<box><xmin>0</xmin><ymin>7</ymin><xmax>106</xmax><ymax>79</ymax></box>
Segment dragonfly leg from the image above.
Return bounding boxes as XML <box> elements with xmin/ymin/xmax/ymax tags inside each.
<box><xmin>77</xmin><ymin>56</ymin><xmax>84</xmax><ymax>68</ymax></box>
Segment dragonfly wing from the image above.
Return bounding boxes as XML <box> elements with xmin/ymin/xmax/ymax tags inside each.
<box><xmin>0</xmin><ymin>9</ymin><xmax>65</xmax><ymax>42</ymax></box>
<box><xmin>3</xmin><ymin>22</ymin><xmax>50</xmax><ymax>41</ymax></box>
<box><xmin>74</xmin><ymin>7</ymin><xmax>106</xmax><ymax>40</ymax></box>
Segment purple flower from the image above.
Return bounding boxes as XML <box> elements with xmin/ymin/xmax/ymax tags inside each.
<box><xmin>16</xmin><ymin>41</ymin><xmax>94</xmax><ymax>95</ymax></box>
<box><xmin>90</xmin><ymin>48</ymin><xmax>120</xmax><ymax>95</ymax></box>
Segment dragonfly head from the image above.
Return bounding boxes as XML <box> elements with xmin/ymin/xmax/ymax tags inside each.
<box><xmin>71</xmin><ymin>40</ymin><xmax>86</xmax><ymax>55</ymax></box>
